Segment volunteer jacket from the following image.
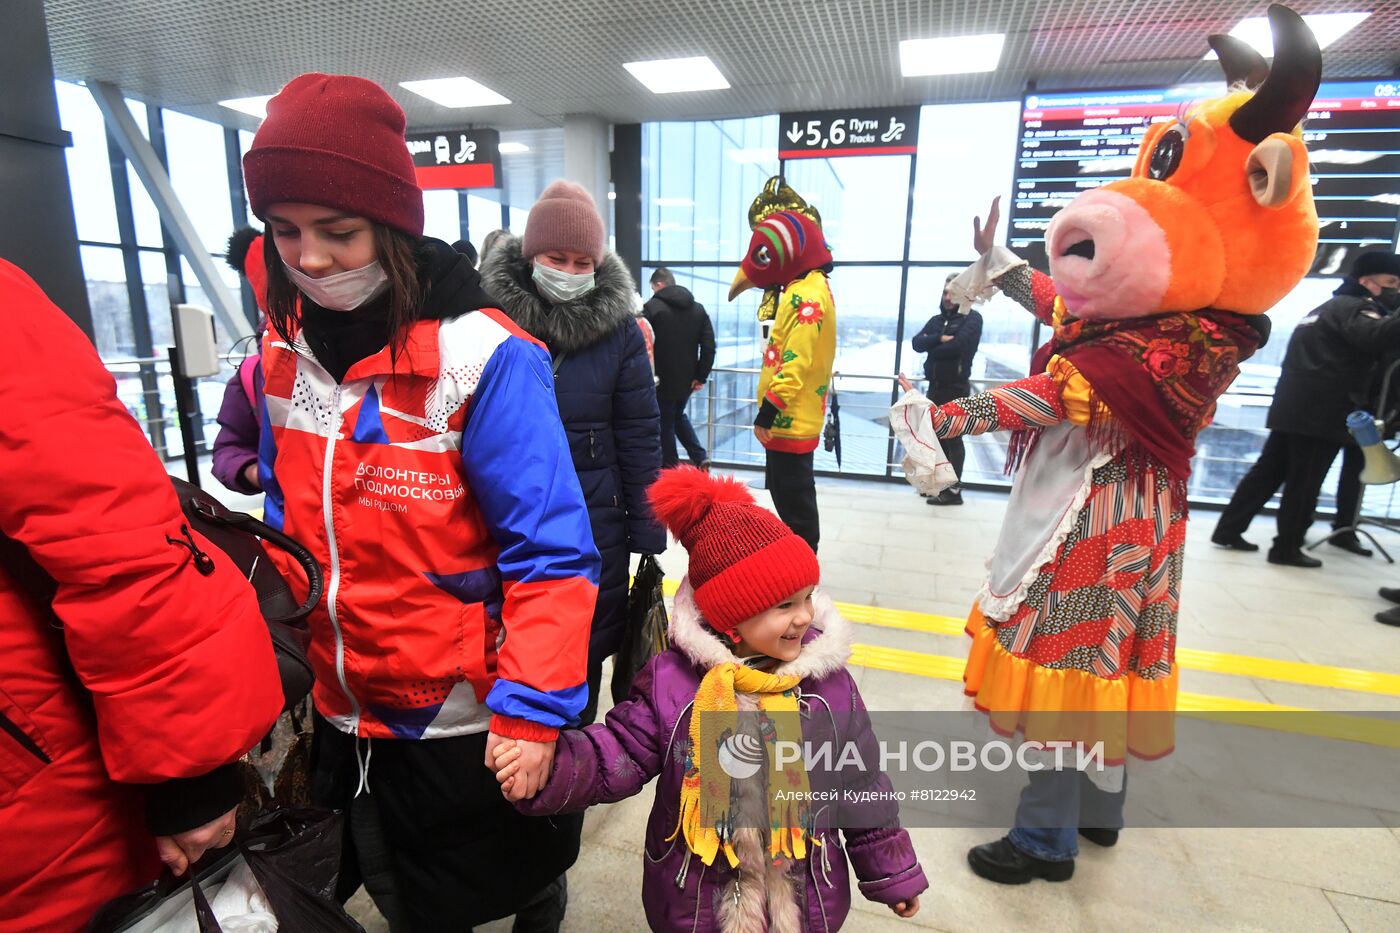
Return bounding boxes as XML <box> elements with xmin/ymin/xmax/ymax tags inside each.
<box><xmin>259</xmin><ymin>259</ymin><xmax>601</xmax><ymax>744</ymax></box>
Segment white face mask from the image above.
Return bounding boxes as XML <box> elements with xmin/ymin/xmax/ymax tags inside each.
<box><xmin>532</xmin><ymin>262</ymin><xmax>596</xmax><ymax>304</ymax></box>
<box><xmin>284</xmin><ymin>260</ymin><xmax>389</xmax><ymax>311</ymax></box>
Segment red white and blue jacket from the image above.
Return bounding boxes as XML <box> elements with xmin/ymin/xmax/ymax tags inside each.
<box><xmin>259</xmin><ymin>307</ymin><xmax>600</xmax><ymax>743</ymax></box>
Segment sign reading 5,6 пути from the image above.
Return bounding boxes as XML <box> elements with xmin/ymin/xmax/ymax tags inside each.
<box><xmin>778</xmin><ymin>107</ymin><xmax>920</xmax><ymax>159</ymax></box>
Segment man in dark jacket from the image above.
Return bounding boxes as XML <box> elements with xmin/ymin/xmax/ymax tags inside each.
<box><xmin>644</xmin><ymin>268</ymin><xmax>716</xmax><ymax>468</ymax></box>
<box><xmin>1213</xmin><ymin>251</ymin><xmax>1400</xmax><ymax>567</ymax></box>
<box><xmin>910</xmin><ymin>273</ymin><xmax>983</xmax><ymax>505</ymax></box>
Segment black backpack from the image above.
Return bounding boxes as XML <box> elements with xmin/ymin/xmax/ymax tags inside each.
<box><xmin>170</xmin><ymin>477</ymin><xmax>321</xmax><ymax>712</ymax></box>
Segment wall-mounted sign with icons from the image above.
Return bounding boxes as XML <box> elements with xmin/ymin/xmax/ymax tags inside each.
<box><xmin>405</xmin><ymin>128</ymin><xmax>502</xmax><ymax>189</ymax></box>
<box><xmin>777</xmin><ymin>107</ymin><xmax>920</xmax><ymax>160</ymax></box>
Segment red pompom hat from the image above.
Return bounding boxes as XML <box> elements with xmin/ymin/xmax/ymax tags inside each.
<box><xmin>242</xmin><ymin>73</ymin><xmax>424</xmax><ymax>237</ymax></box>
<box><xmin>242</xmin><ymin>234</ymin><xmax>268</xmax><ymax>314</ymax></box>
<box><xmin>648</xmin><ymin>466</ymin><xmax>819</xmax><ymax>634</ymax></box>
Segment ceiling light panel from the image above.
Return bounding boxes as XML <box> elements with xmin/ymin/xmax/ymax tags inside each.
<box><xmin>399</xmin><ymin>76</ymin><xmax>510</xmax><ymax>108</ymax></box>
<box><xmin>900</xmin><ymin>33</ymin><xmax>1006</xmax><ymax>77</ymax></box>
<box><xmin>623</xmin><ymin>56</ymin><xmax>730</xmax><ymax>94</ymax></box>
<box><xmin>1204</xmin><ymin>11</ymin><xmax>1371</xmax><ymax>58</ymax></box>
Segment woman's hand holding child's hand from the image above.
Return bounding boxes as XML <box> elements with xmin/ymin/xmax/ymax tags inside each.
<box><xmin>891</xmin><ymin>896</ymin><xmax>920</xmax><ymax>918</ymax></box>
<box><xmin>491</xmin><ymin>738</ymin><xmax>555</xmax><ymax>802</ymax></box>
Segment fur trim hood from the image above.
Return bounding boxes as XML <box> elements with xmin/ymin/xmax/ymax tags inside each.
<box><xmin>480</xmin><ymin>234</ymin><xmax>637</xmax><ymax>354</ymax></box>
<box><xmin>668</xmin><ymin>577</ymin><xmax>852</xmax><ymax>681</ymax></box>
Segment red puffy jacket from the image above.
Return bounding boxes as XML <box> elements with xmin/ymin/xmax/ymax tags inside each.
<box><xmin>0</xmin><ymin>260</ymin><xmax>283</xmax><ymax>931</ymax></box>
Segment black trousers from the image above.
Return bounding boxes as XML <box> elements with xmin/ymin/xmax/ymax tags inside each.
<box><xmin>311</xmin><ymin>716</ymin><xmax>580</xmax><ymax>932</ymax></box>
<box><xmin>1214</xmin><ymin>430</ymin><xmax>1342</xmax><ymax>554</ymax></box>
<box><xmin>659</xmin><ymin>394</ymin><xmax>707</xmax><ymax>466</ymax></box>
<box><xmin>931</xmin><ymin>381</ymin><xmax>971</xmax><ymax>481</ymax></box>
<box><xmin>765</xmin><ymin>449</ymin><xmax>819</xmax><ymax>552</ymax></box>
<box><xmin>1333</xmin><ymin>442</ymin><xmax>1364</xmax><ymax>531</ymax></box>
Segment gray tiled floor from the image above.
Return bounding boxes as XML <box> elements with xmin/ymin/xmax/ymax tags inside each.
<box><xmin>314</xmin><ymin>468</ymin><xmax>1400</xmax><ymax>931</ymax></box>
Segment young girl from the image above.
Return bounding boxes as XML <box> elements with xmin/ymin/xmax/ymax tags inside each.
<box><xmin>496</xmin><ymin>467</ymin><xmax>927</xmax><ymax>932</ymax></box>
<box><xmin>242</xmin><ymin>73</ymin><xmax>601</xmax><ymax>931</ymax></box>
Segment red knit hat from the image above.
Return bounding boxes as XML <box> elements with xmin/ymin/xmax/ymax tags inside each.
<box><xmin>522</xmin><ymin>180</ymin><xmax>606</xmax><ymax>264</ymax></box>
<box><xmin>649</xmin><ymin>467</ymin><xmax>819</xmax><ymax>634</ymax></box>
<box><xmin>243</xmin><ymin>73</ymin><xmax>424</xmax><ymax>237</ymax></box>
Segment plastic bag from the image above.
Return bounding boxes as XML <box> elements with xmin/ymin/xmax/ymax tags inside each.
<box><xmin>88</xmin><ymin>809</ymin><xmax>362</xmax><ymax>933</ymax></box>
<box><xmin>611</xmin><ymin>555</ymin><xmax>669</xmax><ymax>704</ymax></box>
<box><xmin>890</xmin><ymin>389</ymin><xmax>959</xmax><ymax>496</ymax></box>
<box><xmin>239</xmin><ymin>809</ymin><xmax>360</xmax><ymax>929</ymax></box>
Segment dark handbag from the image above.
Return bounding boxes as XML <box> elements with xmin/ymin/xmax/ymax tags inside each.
<box><xmin>610</xmin><ymin>555</ymin><xmax>669</xmax><ymax>705</ymax></box>
<box><xmin>88</xmin><ymin>808</ymin><xmax>364</xmax><ymax>933</ymax></box>
<box><xmin>823</xmin><ymin>384</ymin><xmax>842</xmax><ymax>468</ymax></box>
<box><xmin>171</xmin><ymin>477</ymin><xmax>322</xmax><ymax>712</ymax></box>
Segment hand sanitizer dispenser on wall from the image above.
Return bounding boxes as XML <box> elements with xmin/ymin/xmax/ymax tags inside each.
<box><xmin>173</xmin><ymin>303</ymin><xmax>219</xmax><ymax>378</ymax></box>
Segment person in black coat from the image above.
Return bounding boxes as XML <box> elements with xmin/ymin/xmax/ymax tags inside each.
<box><xmin>643</xmin><ymin>267</ymin><xmax>716</xmax><ymax>468</ymax></box>
<box><xmin>910</xmin><ymin>273</ymin><xmax>983</xmax><ymax>505</ymax></box>
<box><xmin>480</xmin><ymin>182</ymin><xmax>664</xmax><ymax>725</ymax></box>
<box><xmin>1213</xmin><ymin>251</ymin><xmax>1400</xmax><ymax>567</ymax></box>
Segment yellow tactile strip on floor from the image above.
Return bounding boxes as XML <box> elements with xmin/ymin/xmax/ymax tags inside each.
<box><xmin>654</xmin><ymin>579</ymin><xmax>1400</xmax><ymax>698</ymax></box>
<box><xmin>847</xmin><ymin>643</ymin><xmax>1400</xmax><ymax>750</ymax></box>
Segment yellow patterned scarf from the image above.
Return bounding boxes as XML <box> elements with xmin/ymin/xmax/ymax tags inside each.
<box><xmin>670</xmin><ymin>662</ymin><xmax>817</xmax><ymax>868</ymax></box>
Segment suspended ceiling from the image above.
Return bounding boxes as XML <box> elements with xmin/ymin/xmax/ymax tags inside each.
<box><xmin>43</xmin><ymin>0</ymin><xmax>1400</xmax><ymax>134</ymax></box>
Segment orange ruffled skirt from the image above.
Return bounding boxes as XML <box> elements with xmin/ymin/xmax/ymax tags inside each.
<box><xmin>962</xmin><ymin>605</ymin><xmax>1178</xmax><ymax>762</ymax></box>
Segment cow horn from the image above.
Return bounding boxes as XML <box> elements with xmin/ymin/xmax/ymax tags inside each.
<box><xmin>1209</xmin><ymin>34</ymin><xmax>1270</xmax><ymax>89</ymax></box>
<box><xmin>1228</xmin><ymin>4</ymin><xmax>1323</xmax><ymax>144</ymax></box>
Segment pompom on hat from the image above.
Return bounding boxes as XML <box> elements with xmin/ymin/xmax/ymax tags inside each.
<box><xmin>648</xmin><ymin>466</ymin><xmax>819</xmax><ymax>634</ymax></box>
<box><xmin>522</xmin><ymin>180</ymin><xmax>606</xmax><ymax>264</ymax></box>
<box><xmin>242</xmin><ymin>73</ymin><xmax>424</xmax><ymax>237</ymax></box>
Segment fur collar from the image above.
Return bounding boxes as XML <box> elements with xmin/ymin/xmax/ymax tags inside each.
<box><xmin>479</xmin><ymin>234</ymin><xmax>637</xmax><ymax>354</ymax></box>
<box><xmin>668</xmin><ymin>578</ymin><xmax>852</xmax><ymax>681</ymax></box>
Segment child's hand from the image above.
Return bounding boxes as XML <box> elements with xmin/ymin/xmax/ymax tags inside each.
<box><xmin>897</xmin><ymin>372</ymin><xmax>915</xmax><ymax>394</ymax></box>
<box><xmin>493</xmin><ymin>738</ymin><xmax>556</xmax><ymax>802</ymax></box>
<box><xmin>493</xmin><ymin>740</ymin><xmax>522</xmax><ymax>797</ymax></box>
<box><xmin>891</xmin><ymin>896</ymin><xmax>920</xmax><ymax>919</ymax></box>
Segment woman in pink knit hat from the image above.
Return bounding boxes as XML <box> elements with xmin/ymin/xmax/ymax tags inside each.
<box><xmin>481</xmin><ymin>180</ymin><xmax>664</xmax><ymax>726</ymax></box>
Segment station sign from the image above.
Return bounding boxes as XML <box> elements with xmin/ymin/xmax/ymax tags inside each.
<box><xmin>405</xmin><ymin>128</ymin><xmax>501</xmax><ymax>189</ymax></box>
<box><xmin>778</xmin><ymin>107</ymin><xmax>920</xmax><ymax>159</ymax></box>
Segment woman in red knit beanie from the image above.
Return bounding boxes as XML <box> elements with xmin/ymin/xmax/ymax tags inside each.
<box><xmin>243</xmin><ymin>72</ymin><xmax>601</xmax><ymax>931</ymax></box>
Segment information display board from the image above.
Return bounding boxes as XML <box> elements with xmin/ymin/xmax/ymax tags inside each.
<box><xmin>1007</xmin><ymin>80</ymin><xmax>1400</xmax><ymax>274</ymax></box>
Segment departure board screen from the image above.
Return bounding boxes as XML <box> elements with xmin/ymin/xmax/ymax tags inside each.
<box><xmin>1008</xmin><ymin>80</ymin><xmax>1400</xmax><ymax>275</ymax></box>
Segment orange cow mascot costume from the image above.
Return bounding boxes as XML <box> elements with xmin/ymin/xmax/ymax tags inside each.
<box><xmin>900</xmin><ymin>5</ymin><xmax>1322</xmax><ymax>882</ymax></box>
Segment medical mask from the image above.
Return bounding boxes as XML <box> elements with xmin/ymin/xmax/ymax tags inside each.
<box><xmin>1378</xmin><ymin>286</ymin><xmax>1400</xmax><ymax>312</ymax></box>
<box><xmin>284</xmin><ymin>260</ymin><xmax>388</xmax><ymax>311</ymax></box>
<box><xmin>532</xmin><ymin>262</ymin><xmax>596</xmax><ymax>304</ymax></box>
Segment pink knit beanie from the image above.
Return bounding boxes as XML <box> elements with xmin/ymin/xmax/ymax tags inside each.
<box><xmin>522</xmin><ymin>180</ymin><xmax>606</xmax><ymax>264</ymax></box>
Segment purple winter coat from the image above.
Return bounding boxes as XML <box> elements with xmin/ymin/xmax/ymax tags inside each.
<box><xmin>212</xmin><ymin>356</ymin><xmax>260</xmax><ymax>494</ymax></box>
<box><xmin>517</xmin><ymin>580</ymin><xmax>928</xmax><ymax>932</ymax></box>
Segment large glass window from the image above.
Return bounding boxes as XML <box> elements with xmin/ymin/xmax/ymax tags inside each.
<box><xmin>782</xmin><ymin>156</ymin><xmax>911</xmax><ymax>262</ymax></box>
<box><xmin>79</xmin><ymin>245</ymin><xmax>132</xmax><ymax>357</ymax></box>
<box><xmin>164</xmin><ymin>109</ymin><xmax>236</xmax><ymax>255</ymax></box>
<box><xmin>908</xmin><ymin>101</ymin><xmax>1021</xmax><ymax>262</ymax></box>
<box><xmin>643</xmin><ymin>116</ymin><xmax>777</xmax><ymax>264</ymax></box>
<box><xmin>54</xmin><ymin>81</ymin><xmax>120</xmax><ymax>244</ymax></box>
<box><xmin>422</xmin><ymin>189</ymin><xmax>461</xmax><ymax>243</ymax></box>
<box><xmin>642</xmin><ymin>106</ymin><xmax>1020</xmax><ymax>479</ymax></box>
